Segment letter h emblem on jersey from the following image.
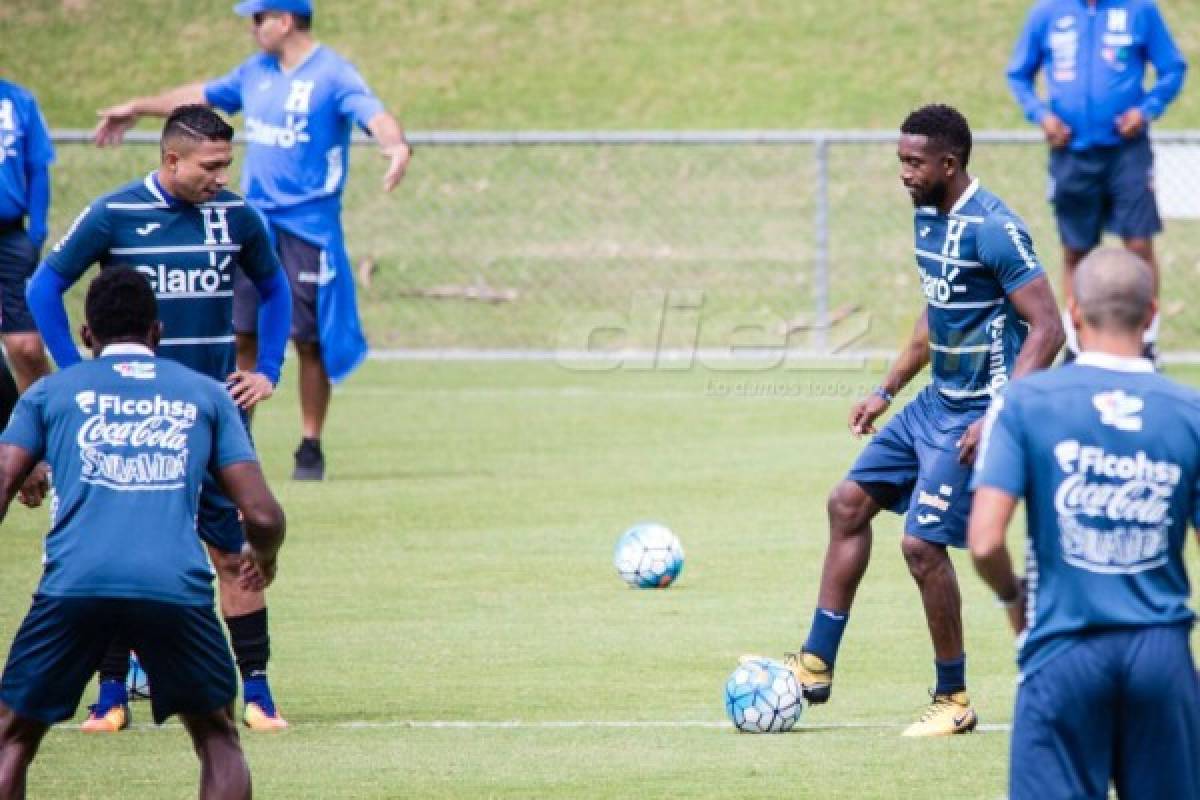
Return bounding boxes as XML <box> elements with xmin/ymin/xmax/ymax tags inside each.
<box><xmin>942</xmin><ymin>219</ymin><xmax>967</xmax><ymax>260</ymax></box>
<box><xmin>284</xmin><ymin>80</ymin><xmax>316</xmax><ymax>113</ymax></box>
<box><xmin>201</xmin><ymin>207</ymin><xmax>232</xmax><ymax>246</ymax></box>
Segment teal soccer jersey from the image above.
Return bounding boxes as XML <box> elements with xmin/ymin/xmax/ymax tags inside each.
<box><xmin>0</xmin><ymin>346</ymin><xmax>257</xmax><ymax>605</ymax></box>
<box><xmin>914</xmin><ymin>180</ymin><xmax>1045</xmax><ymax>410</ymax></box>
<box><xmin>42</xmin><ymin>174</ymin><xmax>280</xmax><ymax>383</ymax></box>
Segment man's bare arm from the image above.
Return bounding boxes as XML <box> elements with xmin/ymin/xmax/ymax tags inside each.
<box><xmin>93</xmin><ymin>83</ymin><xmax>208</xmax><ymax>147</ymax></box>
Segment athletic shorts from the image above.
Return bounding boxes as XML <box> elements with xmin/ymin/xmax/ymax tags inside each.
<box><xmin>846</xmin><ymin>387</ymin><xmax>979</xmax><ymax>548</ymax></box>
<box><xmin>198</xmin><ymin>472</ymin><xmax>244</xmax><ymax>554</ymax></box>
<box><xmin>0</xmin><ymin>224</ymin><xmax>40</xmax><ymax>333</ymax></box>
<box><xmin>0</xmin><ymin>595</ymin><xmax>237</xmax><ymax>725</ymax></box>
<box><xmin>233</xmin><ymin>226</ymin><xmax>320</xmax><ymax>343</ymax></box>
<box><xmin>1010</xmin><ymin>625</ymin><xmax>1200</xmax><ymax>800</ymax></box>
<box><xmin>1048</xmin><ymin>136</ymin><xmax>1162</xmax><ymax>251</ymax></box>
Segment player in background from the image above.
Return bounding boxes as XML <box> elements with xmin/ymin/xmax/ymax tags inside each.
<box><xmin>26</xmin><ymin>106</ymin><xmax>293</xmax><ymax>731</ymax></box>
<box><xmin>1007</xmin><ymin>0</ymin><xmax>1187</xmax><ymax>364</ymax></box>
<box><xmin>0</xmin><ymin>78</ymin><xmax>54</xmax><ymax>417</ymax></box>
<box><xmin>970</xmin><ymin>247</ymin><xmax>1200</xmax><ymax>799</ymax></box>
<box><xmin>0</xmin><ymin>268</ymin><xmax>286</xmax><ymax>800</ymax></box>
<box><xmin>93</xmin><ymin>0</ymin><xmax>412</xmax><ymax>481</ymax></box>
<box><xmin>748</xmin><ymin>105</ymin><xmax>1064</xmax><ymax>736</ymax></box>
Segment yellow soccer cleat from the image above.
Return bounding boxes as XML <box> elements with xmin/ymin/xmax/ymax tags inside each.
<box><xmin>81</xmin><ymin>704</ymin><xmax>129</xmax><ymax>733</ymax></box>
<box><xmin>901</xmin><ymin>690</ymin><xmax>977</xmax><ymax>737</ymax></box>
<box><xmin>783</xmin><ymin>651</ymin><xmax>833</xmax><ymax>704</ymax></box>
<box><xmin>243</xmin><ymin>701</ymin><xmax>288</xmax><ymax>731</ymax></box>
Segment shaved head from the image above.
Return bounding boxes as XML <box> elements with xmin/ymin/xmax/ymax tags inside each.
<box><xmin>1073</xmin><ymin>247</ymin><xmax>1154</xmax><ymax>334</ymax></box>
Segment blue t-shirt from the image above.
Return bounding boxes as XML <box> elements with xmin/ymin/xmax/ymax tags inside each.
<box><xmin>204</xmin><ymin>45</ymin><xmax>385</xmax><ymax>212</ymax></box>
<box><xmin>974</xmin><ymin>352</ymin><xmax>1200</xmax><ymax>678</ymax></box>
<box><xmin>0</xmin><ymin>79</ymin><xmax>54</xmax><ymax>222</ymax></box>
<box><xmin>0</xmin><ymin>347</ymin><xmax>257</xmax><ymax>605</ymax></box>
<box><xmin>913</xmin><ymin>180</ymin><xmax>1045</xmax><ymax>412</ymax></box>
<box><xmin>41</xmin><ymin>174</ymin><xmax>281</xmax><ymax>382</ymax></box>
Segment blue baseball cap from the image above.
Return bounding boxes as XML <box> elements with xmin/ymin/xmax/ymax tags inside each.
<box><xmin>233</xmin><ymin>0</ymin><xmax>313</xmax><ymax>16</ymax></box>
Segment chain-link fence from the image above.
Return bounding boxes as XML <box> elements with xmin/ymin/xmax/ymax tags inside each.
<box><xmin>48</xmin><ymin>130</ymin><xmax>1200</xmax><ymax>358</ymax></box>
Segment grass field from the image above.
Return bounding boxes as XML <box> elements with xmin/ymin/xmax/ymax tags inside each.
<box><xmin>0</xmin><ymin>361</ymin><xmax>1197</xmax><ymax>798</ymax></box>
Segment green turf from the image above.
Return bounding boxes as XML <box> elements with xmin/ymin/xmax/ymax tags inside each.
<box><xmin>1</xmin><ymin>361</ymin><xmax>1197</xmax><ymax>797</ymax></box>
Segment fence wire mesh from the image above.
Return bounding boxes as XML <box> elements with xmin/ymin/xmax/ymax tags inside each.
<box><xmin>47</xmin><ymin>131</ymin><xmax>1200</xmax><ymax>356</ymax></box>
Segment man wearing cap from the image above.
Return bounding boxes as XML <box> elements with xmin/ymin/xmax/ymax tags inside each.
<box><xmin>93</xmin><ymin>0</ymin><xmax>411</xmax><ymax>482</ymax></box>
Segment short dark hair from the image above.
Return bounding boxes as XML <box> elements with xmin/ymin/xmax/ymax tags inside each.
<box><xmin>901</xmin><ymin>104</ymin><xmax>973</xmax><ymax>169</ymax></box>
<box><xmin>85</xmin><ymin>268</ymin><xmax>158</xmax><ymax>343</ymax></box>
<box><xmin>292</xmin><ymin>12</ymin><xmax>312</xmax><ymax>30</ymax></box>
<box><xmin>161</xmin><ymin>105</ymin><xmax>234</xmax><ymax>153</ymax></box>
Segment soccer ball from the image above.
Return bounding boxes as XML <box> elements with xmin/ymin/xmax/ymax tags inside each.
<box><xmin>724</xmin><ymin>658</ymin><xmax>803</xmax><ymax>733</ymax></box>
<box><xmin>613</xmin><ymin>523</ymin><xmax>684</xmax><ymax>588</ymax></box>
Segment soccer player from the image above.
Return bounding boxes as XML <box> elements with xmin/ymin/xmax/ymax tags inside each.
<box><xmin>0</xmin><ymin>267</ymin><xmax>286</xmax><ymax>800</ymax></box>
<box><xmin>1007</xmin><ymin>0</ymin><xmax>1187</xmax><ymax>364</ymax></box>
<box><xmin>748</xmin><ymin>105</ymin><xmax>1064</xmax><ymax>736</ymax></box>
<box><xmin>26</xmin><ymin>105</ymin><xmax>293</xmax><ymax>731</ymax></box>
<box><xmin>0</xmin><ymin>78</ymin><xmax>54</xmax><ymax>407</ymax></box>
<box><xmin>970</xmin><ymin>247</ymin><xmax>1200</xmax><ymax>799</ymax></box>
<box><xmin>93</xmin><ymin>0</ymin><xmax>412</xmax><ymax>481</ymax></box>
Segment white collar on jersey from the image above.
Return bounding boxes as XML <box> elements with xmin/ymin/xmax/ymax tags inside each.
<box><xmin>100</xmin><ymin>343</ymin><xmax>154</xmax><ymax>358</ymax></box>
<box><xmin>948</xmin><ymin>178</ymin><xmax>980</xmax><ymax>216</ymax></box>
<box><xmin>1076</xmin><ymin>351</ymin><xmax>1155</xmax><ymax>373</ymax></box>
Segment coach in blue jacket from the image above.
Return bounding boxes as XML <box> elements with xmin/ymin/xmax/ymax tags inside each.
<box><xmin>1007</xmin><ymin>0</ymin><xmax>1186</xmax><ymax>364</ymax></box>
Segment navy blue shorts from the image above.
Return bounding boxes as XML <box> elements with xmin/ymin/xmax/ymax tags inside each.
<box><xmin>233</xmin><ymin>226</ymin><xmax>320</xmax><ymax>343</ymax></box>
<box><xmin>846</xmin><ymin>388</ymin><xmax>979</xmax><ymax>547</ymax></box>
<box><xmin>1010</xmin><ymin>625</ymin><xmax>1200</xmax><ymax>800</ymax></box>
<box><xmin>0</xmin><ymin>226</ymin><xmax>40</xmax><ymax>333</ymax></box>
<box><xmin>198</xmin><ymin>473</ymin><xmax>244</xmax><ymax>554</ymax></box>
<box><xmin>1049</xmin><ymin>136</ymin><xmax>1162</xmax><ymax>251</ymax></box>
<box><xmin>0</xmin><ymin>595</ymin><xmax>237</xmax><ymax>725</ymax></box>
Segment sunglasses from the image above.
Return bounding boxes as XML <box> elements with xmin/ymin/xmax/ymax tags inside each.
<box><xmin>251</xmin><ymin>11</ymin><xmax>281</xmax><ymax>26</ymax></box>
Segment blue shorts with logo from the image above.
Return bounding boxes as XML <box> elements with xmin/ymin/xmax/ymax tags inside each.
<box><xmin>0</xmin><ymin>225</ymin><xmax>40</xmax><ymax>333</ymax></box>
<box><xmin>0</xmin><ymin>595</ymin><xmax>237</xmax><ymax>725</ymax></box>
<box><xmin>1049</xmin><ymin>135</ymin><xmax>1162</xmax><ymax>251</ymax></box>
<box><xmin>1010</xmin><ymin>624</ymin><xmax>1200</xmax><ymax>800</ymax></box>
<box><xmin>846</xmin><ymin>386</ymin><xmax>980</xmax><ymax>548</ymax></box>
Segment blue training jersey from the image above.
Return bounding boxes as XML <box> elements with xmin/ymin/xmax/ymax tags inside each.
<box><xmin>914</xmin><ymin>180</ymin><xmax>1045</xmax><ymax>412</ymax></box>
<box><xmin>974</xmin><ymin>352</ymin><xmax>1200</xmax><ymax>678</ymax></box>
<box><xmin>42</xmin><ymin>174</ymin><xmax>280</xmax><ymax>382</ymax></box>
<box><xmin>204</xmin><ymin>45</ymin><xmax>385</xmax><ymax>212</ymax></box>
<box><xmin>0</xmin><ymin>346</ymin><xmax>257</xmax><ymax>605</ymax></box>
<box><xmin>0</xmin><ymin>79</ymin><xmax>54</xmax><ymax>223</ymax></box>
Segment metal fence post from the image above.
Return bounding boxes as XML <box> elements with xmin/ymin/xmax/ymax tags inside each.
<box><xmin>813</xmin><ymin>137</ymin><xmax>830</xmax><ymax>352</ymax></box>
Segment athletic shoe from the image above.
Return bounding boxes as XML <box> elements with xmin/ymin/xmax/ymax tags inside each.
<box><xmin>81</xmin><ymin>703</ymin><xmax>130</xmax><ymax>733</ymax></box>
<box><xmin>783</xmin><ymin>651</ymin><xmax>833</xmax><ymax>704</ymax></box>
<box><xmin>243</xmin><ymin>701</ymin><xmax>289</xmax><ymax>731</ymax></box>
<box><xmin>901</xmin><ymin>690</ymin><xmax>977</xmax><ymax>737</ymax></box>
<box><xmin>292</xmin><ymin>438</ymin><xmax>324</xmax><ymax>481</ymax></box>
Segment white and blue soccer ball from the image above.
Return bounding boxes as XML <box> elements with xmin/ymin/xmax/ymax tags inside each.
<box><xmin>613</xmin><ymin>523</ymin><xmax>684</xmax><ymax>588</ymax></box>
<box><xmin>724</xmin><ymin>658</ymin><xmax>803</xmax><ymax>733</ymax></box>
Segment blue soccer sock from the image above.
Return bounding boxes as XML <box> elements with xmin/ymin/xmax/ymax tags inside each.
<box><xmin>95</xmin><ymin>678</ymin><xmax>128</xmax><ymax>712</ymax></box>
<box><xmin>935</xmin><ymin>654</ymin><xmax>966</xmax><ymax>695</ymax></box>
<box><xmin>802</xmin><ymin>608</ymin><xmax>849</xmax><ymax>667</ymax></box>
<box><xmin>242</xmin><ymin>674</ymin><xmax>277</xmax><ymax>715</ymax></box>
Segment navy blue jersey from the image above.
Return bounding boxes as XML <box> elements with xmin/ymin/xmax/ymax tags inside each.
<box><xmin>914</xmin><ymin>180</ymin><xmax>1045</xmax><ymax>412</ymax></box>
<box><xmin>204</xmin><ymin>45</ymin><xmax>384</xmax><ymax>212</ymax></box>
<box><xmin>0</xmin><ymin>79</ymin><xmax>54</xmax><ymax>222</ymax></box>
<box><xmin>0</xmin><ymin>345</ymin><xmax>257</xmax><ymax>605</ymax></box>
<box><xmin>974</xmin><ymin>352</ymin><xmax>1200</xmax><ymax>677</ymax></box>
<box><xmin>42</xmin><ymin>174</ymin><xmax>280</xmax><ymax>382</ymax></box>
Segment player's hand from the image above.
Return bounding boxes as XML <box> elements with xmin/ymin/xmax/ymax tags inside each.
<box><xmin>957</xmin><ymin>419</ymin><xmax>985</xmax><ymax>465</ymax></box>
<box><xmin>238</xmin><ymin>543</ymin><xmax>277</xmax><ymax>591</ymax></box>
<box><xmin>848</xmin><ymin>394</ymin><xmax>889</xmax><ymax>438</ymax></box>
<box><xmin>17</xmin><ymin>462</ymin><xmax>50</xmax><ymax>508</ymax></box>
<box><xmin>93</xmin><ymin>101</ymin><xmax>140</xmax><ymax>147</ymax></box>
<box><xmin>226</xmin><ymin>370</ymin><xmax>274</xmax><ymax>410</ymax></box>
<box><xmin>1116</xmin><ymin>108</ymin><xmax>1146</xmax><ymax>139</ymax></box>
<box><xmin>1040</xmin><ymin>113</ymin><xmax>1071</xmax><ymax>149</ymax></box>
<box><xmin>380</xmin><ymin>142</ymin><xmax>411</xmax><ymax>192</ymax></box>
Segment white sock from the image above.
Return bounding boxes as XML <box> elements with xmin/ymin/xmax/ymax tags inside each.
<box><xmin>1062</xmin><ymin>308</ymin><xmax>1079</xmax><ymax>355</ymax></box>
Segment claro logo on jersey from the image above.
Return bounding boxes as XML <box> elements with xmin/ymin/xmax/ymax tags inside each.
<box><xmin>74</xmin><ymin>392</ymin><xmax>198</xmax><ymax>491</ymax></box>
<box><xmin>1051</xmin><ymin>439</ymin><xmax>1180</xmax><ymax>574</ymax></box>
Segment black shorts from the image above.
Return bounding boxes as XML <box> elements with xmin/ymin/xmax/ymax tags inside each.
<box><xmin>1049</xmin><ymin>135</ymin><xmax>1162</xmax><ymax>251</ymax></box>
<box><xmin>0</xmin><ymin>225</ymin><xmax>40</xmax><ymax>333</ymax></box>
<box><xmin>233</xmin><ymin>226</ymin><xmax>320</xmax><ymax>343</ymax></box>
<box><xmin>0</xmin><ymin>595</ymin><xmax>237</xmax><ymax>725</ymax></box>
